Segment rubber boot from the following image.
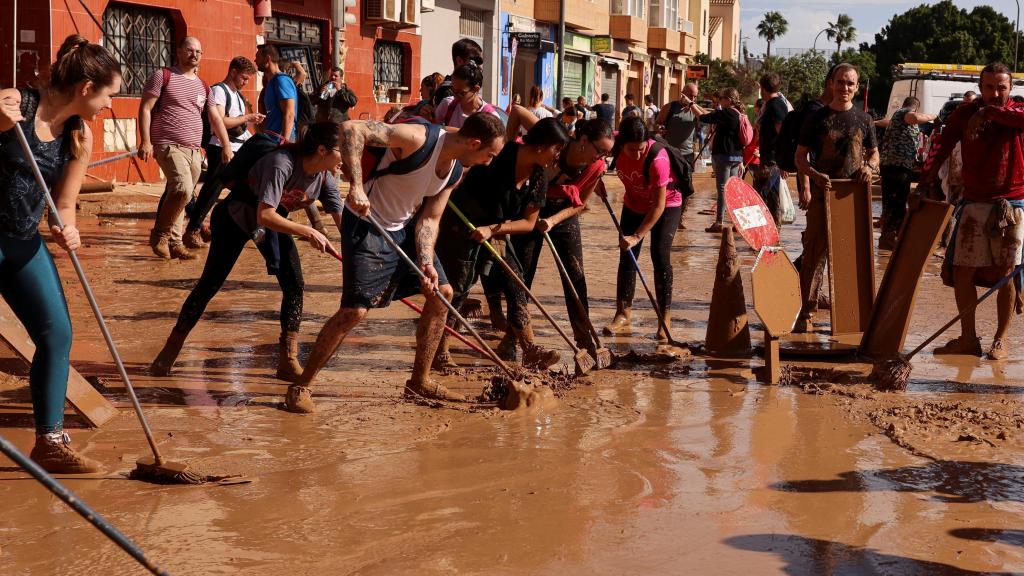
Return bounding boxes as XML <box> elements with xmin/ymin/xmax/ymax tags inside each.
<box><xmin>517</xmin><ymin>324</ymin><xmax>561</xmax><ymax>369</ymax></box>
<box><xmin>149</xmin><ymin>327</ymin><xmax>188</xmax><ymax>376</ymax></box>
<box><xmin>30</xmin><ymin>432</ymin><xmax>102</xmax><ymax>474</ymax></box>
<box><xmin>496</xmin><ymin>330</ymin><xmax>518</xmax><ymax>361</ymax></box>
<box><xmin>656</xmin><ymin>310</ymin><xmax>679</xmax><ymax>357</ymax></box>
<box><xmin>275</xmin><ymin>331</ymin><xmax>304</xmax><ymax>382</ymax></box>
<box><xmin>602</xmin><ymin>302</ymin><xmax>632</xmax><ymax>336</ymax></box>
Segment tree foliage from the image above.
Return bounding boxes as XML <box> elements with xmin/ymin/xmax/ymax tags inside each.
<box><xmin>826</xmin><ymin>14</ymin><xmax>857</xmax><ymax>54</ymax></box>
<box><xmin>757</xmin><ymin>11</ymin><xmax>789</xmax><ymax>59</ymax></box>
<box><xmin>694</xmin><ymin>53</ymin><xmax>759</xmax><ymax>101</ymax></box>
<box><xmin>772</xmin><ymin>52</ymin><xmax>829</xmax><ymax>102</ymax></box>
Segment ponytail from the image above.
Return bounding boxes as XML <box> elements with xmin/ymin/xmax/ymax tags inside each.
<box><xmin>49</xmin><ymin>34</ymin><xmax>122</xmax><ymax>159</ymax></box>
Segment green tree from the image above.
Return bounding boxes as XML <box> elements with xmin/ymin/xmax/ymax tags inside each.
<box><xmin>826</xmin><ymin>14</ymin><xmax>857</xmax><ymax>54</ymax></box>
<box><xmin>694</xmin><ymin>53</ymin><xmax>759</xmax><ymax>102</ymax></box>
<box><xmin>757</xmin><ymin>11</ymin><xmax>789</xmax><ymax>59</ymax></box>
<box><xmin>773</xmin><ymin>52</ymin><xmax>829</xmax><ymax>102</ymax></box>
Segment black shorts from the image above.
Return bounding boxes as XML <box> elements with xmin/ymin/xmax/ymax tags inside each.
<box><xmin>341</xmin><ymin>209</ymin><xmax>449</xmax><ymax>309</ymax></box>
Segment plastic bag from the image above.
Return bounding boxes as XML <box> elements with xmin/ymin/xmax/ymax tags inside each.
<box><xmin>778</xmin><ymin>174</ymin><xmax>796</xmax><ymax>225</ymax></box>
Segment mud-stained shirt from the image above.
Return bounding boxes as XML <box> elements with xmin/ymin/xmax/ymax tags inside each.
<box><xmin>250</xmin><ymin>148</ymin><xmax>342</xmax><ymax>215</ymax></box>
<box><xmin>798</xmin><ymin>106</ymin><xmax>878</xmax><ymax>179</ymax></box>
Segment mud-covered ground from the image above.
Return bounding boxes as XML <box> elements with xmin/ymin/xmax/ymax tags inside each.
<box><xmin>1</xmin><ymin>174</ymin><xmax>1022</xmax><ymax>575</ymax></box>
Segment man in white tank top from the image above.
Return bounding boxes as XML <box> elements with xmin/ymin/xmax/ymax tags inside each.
<box><xmin>283</xmin><ymin>113</ymin><xmax>506</xmax><ymax>412</ymax></box>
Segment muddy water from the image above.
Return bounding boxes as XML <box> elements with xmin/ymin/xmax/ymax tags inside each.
<box><xmin>0</xmin><ymin>178</ymin><xmax>1022</xmax><ymax>574</ymax></box>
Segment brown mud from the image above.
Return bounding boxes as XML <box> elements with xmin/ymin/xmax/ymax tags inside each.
<box><xmin>0</xmin><ymin>178</ymin><xmax>1022</xmax><ymax>574</ymax></box>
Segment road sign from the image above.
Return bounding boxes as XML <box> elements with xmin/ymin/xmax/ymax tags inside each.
<box><xmin>512</xmin><ymin>32</ymin><xmax>541</xmax><ymax>50</ymax></box>
<box><xmin>724</xmin><ymin>176</ymin><xmax>779</xmax><ymax>250</ymax></box>
<box><xmin>686</xmin><ymin>64</ymin><xmax>709</xmax><ymax>79</ymax></box>
<box><xmin>751</xmin><ymin>247</ymin><xmax>801</xmax><ymax>337</ymax></box>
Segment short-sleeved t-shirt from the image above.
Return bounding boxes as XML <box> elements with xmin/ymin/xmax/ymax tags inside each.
<box><xmin>592</xmin><ymin>103</ymin><xmax>615</xmax><ymax>124</ymax></box>
<box><xmin>434</xmin><ymin>96</ymin><xmax>500</xmax><ymax>128</ymax></box>
<box><xmin>209</xmin><ymin>83</ymin><xmax>251</xmax><ymax>151</ymax></box>
<box><xmin>263</xmin><ymin>74</ymin><xmax>298</xmax><ymax>141</ymax></box>
<box><xmin>880</xmin><ymin>107</ymin><xmax>921</xmax><ymax>170</ymax></box>
<box><xmin>449</xmin><ymin>142</ymin><xmax>545</xmax><ymax>227</ymax></box>
<box><xmin>798</xmin><ymin>106</ymin><xmax>878</xmax><ymax>179</ymax></box>
<box><xmin>665</xmin><ymin>103</ymin><xmax>697</xmax><ymax>155</ymax></box>
<box><xmin>143</xmin><ymin>68</ymin><xmax>210</xmax><ymax>149</ymax></box>
<box><xmin>759</xmin><ymin>95</ymin><xmax>789</xmax><ymax>164</ymax></box>
<box><xmin>250</xmin><ymin>148</ymin><xmax>342</xmax><ymax>216</ymax></box>
<box><xmin>616</xmin><ymin>140</ymin><xmax>681</xmax><ymax>213</ymax></box>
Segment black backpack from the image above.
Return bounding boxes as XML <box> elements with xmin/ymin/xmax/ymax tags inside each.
<box><xmin>775</xmin><ymin>100</ymin><xmax>821</xmax><ymax>173</ymax></box>
<box><xmin>642</xmin><ymin>135</ymin><xmax>695</xmax><ymax>199</ymax></box>
<box><xmin>217</xmin><ymin>132</ymin><xmax>282</xmax><ymax>194</ymax></box>
<box><xmin>294</xmin><ymin>84</ymin><xmax>316</xmax><ymax>127</ymax></box>
<box><xmin>362</xmin><ymin>116</ymin><xmax>464</xmax><ymax>189</ymax></box>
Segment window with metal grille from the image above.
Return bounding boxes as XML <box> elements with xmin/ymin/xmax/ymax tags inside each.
<box><xmin>373</xmin><ymin>41</ymin><xmax>405</xmax><ymax>90</ymax></box>
<box><xmin>102</xmin><ymin>4</ymin><xmax>174</xmax><ymax>96</ymax></box>
<box><xmin>459</xmin><ymin>7</ymin><xmax>484</xmax><ymax>40</ymax></box>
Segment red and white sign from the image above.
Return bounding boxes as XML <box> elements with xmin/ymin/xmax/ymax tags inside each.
<box><xmin>724</xmin><ymin>176</ymin><xmax>778</xmax><ymax>251</ymax></box>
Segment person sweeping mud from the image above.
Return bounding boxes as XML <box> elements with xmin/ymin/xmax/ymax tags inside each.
<box><xmin>284</xmin><ymin>113</ymin><xmax>505</xmax><ymax>413</ymax></box>
<box><xmin>602</xmin><ymin>117</ymin><xmax>683</xmax><ymax>354</ymax></box>
<box><xmin>920</xmin><ymin>62</ymin><xmax>1024</xmax><ymax>361</ymax></box>
<box><xmin>149</xmin><ymin>122</ymin><xmax>344</xmax><ymax>379</ymax></box>
<box><xmin>433</xmin><ymin>117</ymin><xmax>570</xmax><ymax>368</ymax></box>
<box><xmin>0</xmin><ymin>35</ymin><xmax>121</xmax><ymax>473</ymax></box>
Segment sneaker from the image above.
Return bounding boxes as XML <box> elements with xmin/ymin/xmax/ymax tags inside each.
<box><xmin>149</xmin><ymin>230</ymin><xmax>171</xmax><ymax>259</ymax></box>
<box><xmin>705</xmin><ymin>221</ymin><xmax>724</xmax><ymax>233</ymax></box>
<box><xmin>988</xmin><ymin>339</ymin><xmax>1008</xmax><ymax>361</ymax></box>
<box><xmin>30</xmin><ymin>432</ymin><xmax>102</xmax><ymax>474</ymax></box>
<box><xmin>284</xmin><ymin>385</ymin><xmax>315</xmax><ymax>414</ymax></box>
<box><xmin>933</xmin><ymin>336</ymin><xmax>983</xmax><ymax>357</ymax></box>
<box><xmin>522</xmin><ymin>345</ymin><xmax>561</xmax><ymax>370</ymax></box>
<box><xmin>183</xmin><ymin>228</ymin><xmax>206</xmax><ymax>250</ymax></box>
<box><xmin>404</xmin><ymin>379</ymin><xmax>466</xmax><ymax>402</ymax></box>
<box><xmin>169</xmin><ymin>243</ymin><xmax>198</xmax><ymax>261</ymax></box>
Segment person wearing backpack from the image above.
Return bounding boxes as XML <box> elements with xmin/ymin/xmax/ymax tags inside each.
<box><xmin>432</xmin><ymin>38</ymin><xmax>484</xmax><ymax>108</ymax></box>
<box><xmin>602</xmin><ymin>118</ymin><xmax>683</xmax><ymax>355</ymax></box>
<box><xmin>283</xmin><ymin>113</ymin><xmax>506</xmax><ymax>413</ymax></box>
<box><xmin>752</xmin><ymin>73</ymin><xmax>791</xmax><ymax>227</ymax></box>
<box><xmin>138</xmin><ymin>36</ymin><xmax>212</xmax><ymax>261</ymax></box>
<box><xmin>149</xmin><ymin>123</ymin><xmax>344</xmax><ymax>382</ymax></box>
<box><xmin>622</xmin><ymin>94</ymin><xmax>642</xmax><ymax>119</ymax></box>
<box><xmin>183</xmin><ymin>56</ymin><xmax>264</xmax><ymax>249</ymax></box>
<box><xmin>690</xmin><ymin>88</ymin><xmax>747</xmax><ymax>233</ymax></box>
<box><xmin>255</xmin><ymin>44</ymin><xmax>297</xmax><ymax>143</ymax></box>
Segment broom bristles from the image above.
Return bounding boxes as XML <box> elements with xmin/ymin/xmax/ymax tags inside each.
<box><xmin>869</xmin><ymin>357</ymin><xmax>913</xmax><ymax>392</ymax></box>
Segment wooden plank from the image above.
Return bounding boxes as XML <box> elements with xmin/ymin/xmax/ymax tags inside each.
<box><xmin>860</xmin><ymin>198</ymin><xmax>953</xmax><ymax>358</ymax></box>
<box><xmin>0</xmin><ymin>300</ymin><xmax>118</xmax><ymax>428</ymax></box>
<box><xmin>763</xmin><ymin>329</ymin><xmax>781</xmax><ymax>384</ymax></box>
<box><xmin>825</xmin><ymin>179</ymin><xmax>876</xmax><ymax>335</ymax></box>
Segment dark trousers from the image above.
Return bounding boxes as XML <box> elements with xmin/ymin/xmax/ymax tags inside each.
<box><xmin>615</xmin><ymin>204</ymin><xmax>682</xmax><ymax>314</ymax></box>
<box><xmin>175</xmin><ymin>201</ymin><xmax>304</xmax><ymax>334</ymax></box>
<box><xmin>881</xmin><ymin>165</ymin><xmax>914</xmax><ymax>234</ymax></box>
<box><xmin>185</xmin><ymin>143</ymin><xmax>227</xmax><ymax>232</ymax></box>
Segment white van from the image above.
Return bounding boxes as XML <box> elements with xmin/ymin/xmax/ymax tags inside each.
<box><xmin>885</xmin><ymin>63</ymin><xmax>1024</xmax><ymax>117</ymax></box>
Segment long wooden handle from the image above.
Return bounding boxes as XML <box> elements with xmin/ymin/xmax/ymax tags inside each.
<box><xmin>543</xmin><ymin>231</ymin><xmax>604</xmax><ymax>346</ymax></box>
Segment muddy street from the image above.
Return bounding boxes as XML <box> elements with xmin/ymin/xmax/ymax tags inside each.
<box><xmin>1</xmin><ymin>174</ymin><xmax>1023</xmax><ymax>575</ymax></box>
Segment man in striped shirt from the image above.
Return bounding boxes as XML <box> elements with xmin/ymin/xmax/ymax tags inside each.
<box><xmin>139</xmin><ymin>36</ymin><xmax>212</xmax><ymax>260</ymax></box>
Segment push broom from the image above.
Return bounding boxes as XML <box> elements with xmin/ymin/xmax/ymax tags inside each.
<box><xmin>15</xmin><ymin>124</ymin><xmax>222</xmax><ymax>484</ymax></box>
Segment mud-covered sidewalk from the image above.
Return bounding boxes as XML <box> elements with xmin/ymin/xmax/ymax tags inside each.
<box><xmin>1</xmin><ymin>175</ymin><xmax>1022</xmax><ymax>574</ymax></box>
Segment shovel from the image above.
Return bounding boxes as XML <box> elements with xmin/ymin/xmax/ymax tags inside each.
<box><xmin>542</xmin><ymin>231</ymin><xmax>613</xmax><ymax>368</ymax></box>
<box><xmin>447</xmin><ymin>202</ymin><xmax>596</xmax><ymax>375</ymax></box>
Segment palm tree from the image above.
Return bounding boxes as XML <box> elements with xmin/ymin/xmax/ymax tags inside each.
<box><xmin>826</xmin><ymin>14</ymin><xmax>857</xmax><ymax>54</ymax></box>
<box><xmin>756</xmin><ymin>11</ymin><xmax>789</xmax><ymax>59</ymax></box>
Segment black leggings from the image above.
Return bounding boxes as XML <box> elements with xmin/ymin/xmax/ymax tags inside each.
<box><xmin>881</xmin><ymin>165</ymin><xmax>914</xmax><ymax>234</ymax></box>
<box><xmin>174</xmin><ymin>201</ymin><xmax>304</xmax><ymax>334</ymax></box>
<box><xmin>514</xmin><ymin>211</ymin><xmax>593</xmax><ymax>348</ymax></box>
<box><xmin>615</xmin><ymin>205</ymin><xmax>681</xmax><ymax>313</ymax></box>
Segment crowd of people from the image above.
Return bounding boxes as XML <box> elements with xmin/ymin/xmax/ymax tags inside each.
<box><xmin>2</xmin><ymin>32</ymin><xmax>1022</xmax><ymax>475</ymax></box>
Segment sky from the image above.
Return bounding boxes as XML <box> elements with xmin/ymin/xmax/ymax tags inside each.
<box><xmin>738</xmin><ymin>0</ymin><xmax>1021</xmax><ymax>56</ymax></box>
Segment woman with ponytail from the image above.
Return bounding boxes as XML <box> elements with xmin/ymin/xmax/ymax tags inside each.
<box><xmin>0</xmin><ymin>34</ymin><xmax>121</xmax><ymax>473</ymax></box>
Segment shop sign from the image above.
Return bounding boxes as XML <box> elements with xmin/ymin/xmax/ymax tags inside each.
<box><xmin>512</xmin><ymin>32</ymin><xmax>541</xmax><ymax>50</ymax></box>
<box><xmin>592</xmin><ymin>36</ymin><xmax>612</xmax><ymax>53</ymax></box>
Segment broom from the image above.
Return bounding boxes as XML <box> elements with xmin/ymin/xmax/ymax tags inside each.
<box><xmin>14</xmin><ymin>125</ymin><xmax>218</xmax><ymax>484</ymax></box>
<box><xmin>542</xmin><ymin>231</ymin><xmax>613</xmax><ymax>368</ymax></box>
<box><xmin>870</xmin><ymin>262</ymin><xmax>1024</xmax><ymax>391</ymax></box>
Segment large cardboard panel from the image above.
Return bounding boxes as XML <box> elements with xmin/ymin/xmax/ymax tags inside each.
<box><xmin>825</xmin><ymin>179</ymin><xmax>876</xmax><ymax>335</ymax></box>
<box><xmin>860</xmin><ymin>198</ymin><xmax>953</xmax><ymax>357</ymax></box>
<box><xmin>0</xmin><ymin>301</ymin><xmax>118</xmax><ymax>428</ymax></box>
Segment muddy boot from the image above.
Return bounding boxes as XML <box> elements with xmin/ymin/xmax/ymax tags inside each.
<box><xmin>169</xmin><ymin>243</ymin><xmax>198</xmax><ymax>261</ymax></box>
<box><xmin>30</xmin><ymin>432</ymin><xmax>102</xmax><ymax>474</ymax></box>
<box><xmin>149</xmin><ymin>327</ymin><xmax>188</xmax><ymax>376</ymax></box>
<box><xmin>431</xmin><ymin>332</ymin><xmax>459</xmax><ymax>370</ymax></box>
<box><xmin>655</xmin><ymin>310</ymin><xmax>672</xmax><ymax>342</ymax></box>
<box><xmin>404</xmin><ymin>378</ymin><xmax>466</xmax><ymax>402</ymax></box>
<box><xmin>522</xmin><ymin>345</ymin><xmax>561</xmax><ymax>369</ymax></box>
<box><xmin>934</xmin><ymin>336</ymin><xmax>983</xmax><ymax>357</ymax></box>
<box><xmin>183</xmin><ymin>228</ymin><xmax>206</xmax><ymax>250</ymax></box>
<box><xmin>150</xmin><ymin>229</ymin><xmax>171</xmax><ymax>259</ymax></box>
<box><xmin>602</xmin><ymin>303</ymin><xmax>632</xmax><ymax>336</ymax></box>
<box><xmin>284</xmin><ymin>384</ymin><xmax>315</xmax><ymax>413</ymax></box>
<box><xmin>496</xmin><ymin>330</ymin><xmax>518</xmax><ymax>362</ymax></box>
<box><xmin>878</xmin><ymin>228</ymin><xmax>897</xmax><ymax>251</ymax></box>
<box><xmin>486</xmin><ymin>293</ymin><xmax>507</xmax><ymax>332</ymax></box>
<box><xmin>275</xmin><ymin>332</ymin><xmax>304</xmax><ymax>382</ymax></box>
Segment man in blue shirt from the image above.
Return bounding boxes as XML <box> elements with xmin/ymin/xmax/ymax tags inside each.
<box><xmin>255</xmin><ymin>44</ymin><xmax>297</xmax><ymax>142</ymax></box>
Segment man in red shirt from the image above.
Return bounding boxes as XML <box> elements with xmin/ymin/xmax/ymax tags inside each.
<box><xmin>922</xmin><ymin>62</ymin><xmax>1024</xmax><ymax>360</ymax></box>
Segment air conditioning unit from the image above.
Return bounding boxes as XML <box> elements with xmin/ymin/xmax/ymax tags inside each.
<box><xmin>365</xmin><ymin>0</ymin><xmax>400</xmax><ymax>23</ymax></box>
<box><xmin>402</xmin><ymin>0</ymin><xmax>420</xmax><ymax>26</ymax></box>
<box><xmin>421</xmin><ymin>0</ymin><xmax>435</xmax><ymax>12</ymax></box>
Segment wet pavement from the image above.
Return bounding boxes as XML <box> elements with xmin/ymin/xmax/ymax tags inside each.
<box><xmin>0</xmin><ymin>176</ymin><xmax>1022</xmax><ymax>575</ymax></box>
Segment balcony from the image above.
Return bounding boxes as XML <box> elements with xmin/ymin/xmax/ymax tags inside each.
<box><xmin>681</xmin><ymin>32</ymin><xmax>697</xmax><ymax>56</ymax></box>
<box><xmin>648</xmin><ymin>27</ymin><xmax>681</xmax><ymax>53</ymax></box>
<box><xmin>536</xmin><ymin>0</ymin><xmax>609</xmax><ymax>34</ymax></box>
<box><xmin>610</xmin><ymin>14</ymin><xmax>646</xmax><ymax>43</ymax></box>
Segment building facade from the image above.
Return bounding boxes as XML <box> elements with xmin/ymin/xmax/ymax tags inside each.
<box><xmin>419</xmin><ymin>0</ymin><xmax>500</xmax><ymax>102</ymax></box>
<box><xmin>708</xmin><ymin>0</ymin><xmax>739</xmax><ymax>62</ymax></box>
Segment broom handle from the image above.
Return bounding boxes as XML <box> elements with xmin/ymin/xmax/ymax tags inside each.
<box><xmin>13</xmin><ymin>125</ymin><xmax>165</xmax><ymax>465</ymax></box>
<box><xmin>542</xmin><ymin>231</ymin><xmax>604</xmax><ymax>347</ymax></box>
<box><xmin>447</xmin><ymin>202</ymin><xmax>583</xmax><ymax>353</ymax></box>
<box><xmin>0</xmin><ymin>434</ymin><xmax>173</xmax><ymax>576</ymax></box>
<box><xmin>359</xmin><ymin>213</ymin><xmax>517</xmax><ymax>378</ymax></box>
<box><xmin>322</xmin><ymin>244</ymin><xmax>489</xmax><ymax>358</ymax></box>
<box><xmin>599</xmin><ymin>192</ymin><xmax>675</xmax><ymax>343</ymax></box>
<box><xmin>907</xmin><ymin>262</ymin><xmax>1024</xmax><ymax>360</ymax></box>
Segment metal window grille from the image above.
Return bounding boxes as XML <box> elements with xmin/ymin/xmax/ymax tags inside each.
<box><xmin>459</xmin><ymin>8</ymin><xmax>484</xmax><ymax>40</ymax></box>
<box><xmin>374</xmin><ymin>41</ymin><xmax>404</xmax><ymax>89</ymax></box>
<box><xmin>102</xmin><ymin>4</ymin><xmax>174</xmax><ymax>96</ymax></box>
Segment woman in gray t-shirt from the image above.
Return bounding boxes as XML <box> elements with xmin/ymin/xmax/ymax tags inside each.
<box><xmin>150</xmin><ymin>123</ymin><xmax>344</xmax><ymax>381</ymax></box>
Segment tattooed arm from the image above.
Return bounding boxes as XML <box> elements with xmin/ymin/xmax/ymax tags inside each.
<box><xmin>416</xmin><ymin>176</ymin><xmax>463</xmax><ymax>294</ymax></box>
<box><xmin>339</xmin><ymin>119</ymin><xmax>428</xmax><ymax>216</ymax></box>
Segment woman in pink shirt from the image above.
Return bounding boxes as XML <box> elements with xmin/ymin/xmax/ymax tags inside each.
<box><xmin>603</xmin><ymin>117</ymin><xmax>682</xmax><ymax>351</ymax></box>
